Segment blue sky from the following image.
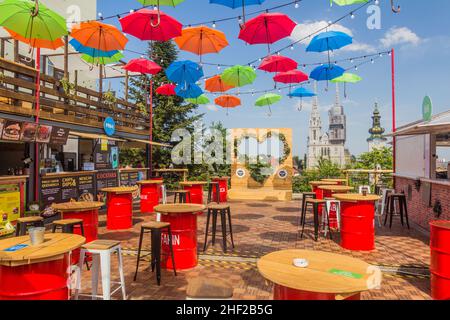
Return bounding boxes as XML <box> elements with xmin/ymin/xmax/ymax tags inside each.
<box><xmin>98</xmin><ymin>0</ymin><xmax>450</xmax><ymax>158</ymax></box>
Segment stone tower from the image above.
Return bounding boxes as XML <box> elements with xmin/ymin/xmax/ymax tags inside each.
<box><xmin>367</xmin><ymin>102</ymin><xmax>388</xmax><ymax>151</ymax></box>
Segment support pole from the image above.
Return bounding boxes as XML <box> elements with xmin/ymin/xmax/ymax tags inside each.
<box><xmin>34</xmin><ymin>48</ymin><xmax>41</xmax><ymax>202</ymax></box>
<box><xmin>63</xmin><ymin>35</ymin><xmax>69</xmax><ymax>79</ymax></box>
<box><xmin>149</xmin><ymin>79</ymin><xmax>154</xmax><ymax>178</ymax></box>
<box><xmin>391</xmin><ymin>48</ymin><xmax>397</xmax><ymax>189</ymax></box>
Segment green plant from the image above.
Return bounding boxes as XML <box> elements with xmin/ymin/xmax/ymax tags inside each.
<box><xmin>136</xmin><ymin>101</ymin><xmax>148</xmax><ymax>116</ymax></box>
<box><xmin>246</xmin><ymin>157</ymin><xmax>273</xmax><ymax>184</ymax></box>
<box><xmin>103</xmin><ymin>90</ymin><xmax>117</xmax><ymax>106</ymax></box>
<box><xmin>59</xmin><ymin>77</ymin><xmax>76</xmax><ymax>97</ymax></box>
<box><xmin>119</xmin><ymin>148</ymin><xmax>146</xmax><ymax>168</ymax></box>
<box><xmin>292</xmin><ymin>159</ymin><xmax>342</xmax><ymax>193</ymax></box>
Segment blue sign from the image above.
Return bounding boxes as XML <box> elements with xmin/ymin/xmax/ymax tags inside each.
<box><xmin>4</xmin><ymin>244</ymin><xmax>28</xmax><ymax>252</ymax></box>
<box><xmin>103</xmin><ymin>117</ymin><xmax>116</xmax><ymax>136</ymax></box>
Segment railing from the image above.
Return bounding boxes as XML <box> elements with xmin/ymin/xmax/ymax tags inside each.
<box><xmin>0</xmin><ymin>57</ymin><xmax>150</xmax><ymax>136</ymax></box>
<box><xmin>344</xmin><ymin>169</ymin><xmax>394</xmax><ymax>190</ymax></box>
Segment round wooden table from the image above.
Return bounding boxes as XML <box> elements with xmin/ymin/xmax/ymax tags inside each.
<box><xmin>101</xmin><ymin>186</ymin><xmax>138</xmax><ymax>230</ymax></box>
<box><xmin>136</xmin><ymin>180</ymin><xmax>163</xmax><ymax>214</ymax></box>
<box><xmin>154</xmin><ymin>204</ymin><xmax>205</xmax><ymax>270</ymax></box>
<box><xmin>180</xmin><ymin>182</ymin><xmax>208</xmax><ymax>204</ymax></box>
<box><xmin>258</xmin><ymin>249</ymin><xmax>380</xmax><ymax>300</ymax></box>
<box><xmin>212</xmin><ymin>177</ymin><xmax>230</xmax><ymax>203</ymax></box>
<box><xmin>332</xmin><ymin>193</ymin><xmax>381</xmax><ymax>251</ymax></box>
<box><xmin>321</xmin><ymin>179</ymin><xmax>348</xmax><ymax>186</ymax></box>
<box><xmin>0</xmin><ymin>233</ymin><xmax>85</xmax><ymax>300</ymax></box>
<box><xmin>318</xmin><ymin>186</ymin><xmax>354</xmax><ymax>229</ymax></box>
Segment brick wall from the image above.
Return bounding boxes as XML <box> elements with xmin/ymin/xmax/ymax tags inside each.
<box><xmin>395</xmin><ymin>177</ymin><xmax>450</xmax><ymax>231</ymax></box>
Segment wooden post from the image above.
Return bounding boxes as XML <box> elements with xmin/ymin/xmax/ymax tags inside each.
<box><xmin>64</xmin><ymin>35</ymin><xmax>69</xmax><ymax>79</ymax></box>
<box><xmin>13</xmin><ymin>40</ymin><xmax>19</xmax><ymax>62</ymax></box>
<box><xmin>0</xmin><ymin>39</ymin><xmax>4</xmax><ymax>58</ymax></box>
<box><xmin>74</xmin><ymin>70</ymin><xmax>78</xmax><ymax>87</ymax></box>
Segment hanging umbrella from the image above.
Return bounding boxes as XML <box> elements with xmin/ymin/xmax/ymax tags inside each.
<box><xmin>258</xmin><ymin>55</ymin><xmax>298</xmax><ymax>73</ymax></box>
<box><xmin>70</xmin><ymin>38</ymin><xmax>120</xmax><ymax>58</ymax></box>
<box><xmin>119</xmin><ymin>9</ymin><xmax>182</xmax><ymax>42</ymax></box>
<box><xmin>221</xmin><ymin>65</ymin><xmax>257</xmax><ymax>88</ymax></box>
<box><xmin>238</xmin><ymin>13</ymin><xmax>297</xmax><ymax>53</ymax></box>
<box><xmin>255</xmin><ymin>93</ymin><xmax>282</xmax><ymax>116</ymax></box>
<box><xmin>209</xmin><ymin>0</ymin><xmax>266</xmax><ymax>25</ymax></box>
<box><xmin>166</xmin><ymin>60</ymin><xmax>204</xmax><ymax>85</ymax></box>
<box><xmin>215</xmin><ymin>95</ymin><xmax>241</xmax><ymax>115</ymax></box>
<box><xmin>71</xmin><ymin>21</ymin><xmax>128</xmax><ymax>52</ymax></box>
<box><xmin>123</xmin><ymin>58</ymin><xmax>162</xmax><ymax>75</ymax></box>
<box><xmin>156</xmin><ymin>83</ymin><xmax>176</xmax><ymax>96</ymax></box>
<box><xmin>205</xmin><ymin>75</ymin><xmax>235</xmax><ymax>93</ymax></box>
<box><xmin>288</xmin><ymin>87</ymin><xmax>316</xmax><ymax>111</ymax></box>
<box><xmin>81</xmin><ymin>52</ymin><xmax>124</xmax><ymax>65</ymax></box>
<box><xmin>136</xmin><ymin>0</ymin><xmax>186</xmax><ymax>27</ymax></box>
<box><xmin>331</xmin><ymin>0</ymin><xmax>368</xmax><ymax>6</ymax></box>
<box><xmin>186</xmin><ymin>94</ymin><xmax>210</xmax><ymax>105</ymax></box>
<box><xmin>273</xmin><ymin>70</ymin><xmax>309</xmax><ymax>84</ymax></box>
<box><xmin>5</xmin><ymin>28</ymin><xmax>64</xmax><ymax>50</ymax></box>
<box><xmin>306</xmin><ymin>31</ymin><xmax>352</xmax><ymax>65</ymax></box>
<box><xmin>175</xmin><ymin>83</ymin><xmax>203</xmax><ymax>99</ymax></box>
<box><xmin>331</xmin><ymin>72</ymin><xmax>362</xmax><ymax>98</ymax></box>
<box><xmin>310</xmin><ymin>64</ymin><xmax>345</xmax><ymax>90</ymax></box>
<box><xmin>174</xmin><ymin>26</ymin><xmax>229</xmax><ymax>63</ymax></box>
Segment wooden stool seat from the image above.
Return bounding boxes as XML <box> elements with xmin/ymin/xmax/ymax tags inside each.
<box><xmin>82</xmin><ymin>240</ymin><xmax>121</xmax><ymax>251</ymax></box>
<box><xmin>187</xmin><ymin>278</ymin><xmax>233</xmax><ymax>299</ymax></box>
<box><xmin>15</xmin><ymin>216</ymin><xmax>45</xmax><ymax>236</ymax></box>
<box><xmin>17</xmin><ymin>216</ymin><xmax>43</xmax><ymax>223</ymax></box>
<box><xmin>207</xmin><ymin>204</ymin><xmax>230</xmax><ymax>210</ymax></box>
<box><xmin>53</xmin><ymin>219</ymin><xmax>83</xmax><ymax>226</ymax></box>
<box><xmin>141</xmin><ymin>221</ymin><xmax>171</xmax><ymax>229</ymax></box>
<box><xmin>306</xmin><ymin>199</ymin><xmax>327</xmax><ymax>204</ymax></box>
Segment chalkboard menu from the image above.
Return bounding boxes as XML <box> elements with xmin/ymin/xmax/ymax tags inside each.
<box><xmin>120</xmin><ymin>171</ymin><xmax>139</xmax><ymax>186</ymax></box>
<box><xmin>96</xmin><ymin>170</ymin><xmax>118</xmax><ymax>202</ymax></box>
<box><xmin>49</xmin><ymin>126</ymin><xmax>70</xmax><ymax>145</ymax></box>
<box><xmin>78</xmin><ymin>174</ymin><xmax>95</xmax><ymax>202</ymax></box>
<box><xmin>41</xmin><ymin>177</ymin><xmax>62</xmax><ymax>207</ymax></box>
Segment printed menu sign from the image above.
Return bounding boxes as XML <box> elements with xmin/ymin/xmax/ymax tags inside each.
<box><xmin>120</xmin><ymin>171</ymin><xmax>139</xmax><ymax>187</ymax></box>
<box><xmin>50</xmin><ymin>126</ymin><xmax>69</xmax><ymax>145</ymax></box>
<box><xmin>41</xmin><ymin>177</ymin><xmax>62</xmax><ymax>207</ymax></box>
<box><xmin>36</xmin><ymin>125</ymin><xmax>52</xmax><ymax>143</ymax></box>
<box><xmin>0</xmin><ymin>119</ymin><xmax>5</xmax><ymax>138</ymax></box>
<box><xmin>61</xmin><ymin>176</ymin><xmax>78</xmax><ymax>201</ymax></box>
<box><xmin>2</xmin><ymin>120</ymin><xmax>22</xmax><ymax>141</ymax></box>
<box><xmin>78</xmin><ymin>174</ymin><xmax>95</xmax><ymax>202</ymax></box>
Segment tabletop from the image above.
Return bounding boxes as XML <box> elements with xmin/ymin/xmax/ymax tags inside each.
<box><xmin>318</xmin><ymin>185</ymin><xmax>354</xmax><ymax>192</ymax></box>
<box><xmin>154</xmin><ymin>204</ymin><xmax>206</xmax><ymax>215</ymax></box>
<box><xmin>136</xmin><ymin>180</ymin><xmax>163</xmax><ymax>185</ymax></box>
<box><xmin>309</xmin><ymin>181</ymin><xmax>338</xmax><ymax>187</ymax></box>
<box><xmin>100</xmin><ymin>186</ymin><xmax>138</xmax><ymax>194</ymax></box>
<box><xmin>180</xmin><ymin>181</ymin><xmax>208</xmax><ymax>186</ymax></box>
<box><xmin>257</xmin><ymin>249</ymin><xmax>377</xmax><ymax>296</ymax></box>
<box><xmin>0</xmin><ymin>233</ymin><xmax>85</xmax><ymax>267</ymax></box>
<box><xmin>332</xmin><ymin>193</ymin><xmax>381</xmax><ymax>202</ymax></box>
<box><xmin>52</xmin><ymin>201</ymin><xmax>104</xmax><ymax>212</ymax></box>
<box><xmin>321</xmin><ymin>179</ymin><xmax>348</xmax><ymax>183</ymax></box>
<box><xmin>430</xmin><ymin>221</ymin><xmax>450</xmax><ymax>230</ymax></box>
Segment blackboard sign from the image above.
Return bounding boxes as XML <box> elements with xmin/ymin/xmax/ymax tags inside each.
<box><xmin>78</xmin><ymin>174</ymin><xmax>95</xmax><ymax>202</ymax></box>
<box><xmin>61</xmin><ymin>176</ymin><xmax>78</xmax><ymax>201</ymax></box>
<box><xmin>41</xmin><ymin>177</ymin><xmax>62</xmax><ymax>207</ymax></box>
<box><xmin>96</xmin><ymin>170</ymin><xmax>118</xmax><ymax>202</ymax></box>
<box><xmin>50</xmin><ymin>126</ymin><xmax>70</xmax><ymax>145</ymax></box>
<box><xmin>119</xmin><ymin>171</ymin><xmax>139</xmax><ymax>186</ymax></box>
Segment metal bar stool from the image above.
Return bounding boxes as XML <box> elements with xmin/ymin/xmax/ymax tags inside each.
<box><xmin>300</xmin><ymin>192</ymin><xmax>316</xmax><ymax>226</ymax></box>
<box><xmin>301</xmin><ymin>198</ymin><xmax>331</xmax><ymax>242</ymax></box>
<box><xmin>15</xmin><ymin>216</ymin><xmax>44</xmax><ymax>236</ymax></box>
<box><xmin>203</xmin><ymin>204</ymin><xmax>235</xmax><ymax>252</ymax></box>
<box><xmin>207</xmin><ymin>182</ymin><xmax>220</xmax><ymax>204</ymax></box>
<box><xmin>385</xmin><ymin>193</ymin><xmax>410</xmax><ymax>229</ymax></box>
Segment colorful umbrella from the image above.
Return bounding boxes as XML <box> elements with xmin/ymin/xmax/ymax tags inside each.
<box><xmin>273</xmin><ymin>70</ymin><xmax>309</xmax><ymax>84</ymax></box>
<box><xmin>258</xmin><ymin>55</ymin><xmax>298</xmax><ymax>73</ymax></box>
<box><xmin>331</xmin><ymin>0</ymin><xmax>368</xmax><ymax>6</ymax></box>
<box><xmin>81</xmin><ymin>52</ymin><xmax>124</xmax><ymax>65</ymax></box>
<box><xmin>5</xmin><ymin>28</ymin><xmax>64</xmax><ymax>50</ymax></box>
<box><xmin>119</xmin><ymin>9</ymin><xmax>182</xmax><ymax>42</ymax></box>
<box><xmin>209</xmin><ymin>0</ymin><xmax>266</xmax><ymax>25</ymax></box>
<box><xmin>156</xmin><ymin>83</ymin><xmax>176</xmax><ymax>96</ymax></box>
<box><xmin>70</xmin><ymin>38</ymin><xmax>119</xmax><ymax>58</ymax></box>
<box><xmin>288</xmin><ymin>87</ymin><xmax>316</xmax><ymax>111</ymax></box>
<box><xmin>306</xmin><ymin>31</ymin><xmax>352</xmax><ymax>65</ymax></box>
<box><xmin>331</xmin><ymin>72</ymin><xmax>362</xmax><ymax>98</ymax></box>
<box><xmin>174</xmin><ymin>26</ymin><xmax>229</xmax><ymax>62</ymax></box>
<box><xmin>175</xmin><ymin>83</ymin><xmax>203</xmax><ymax>99</ymax></box>
<box><xmin>310</xmin><ymin>64</ymin><xmax>345</xmax><ymax>89</ymax></box>
<box><xmin>205</xmin><ymin>75</ymin><xmax>235</xmax><ymax>93</ymax></box>
<box><xmin>186</xmin><ymin>94</ymin><xmax>210</xmax><ymax>105</ymax></box>
<box><xmin>71</xmin><ymin>21</ymin><xmax>128</xmax><ymax>52</ymax></box>
<box><xmin>221</xmin><ymin>65</ymin><xmax>257</xmax><ymax>88</ymax></box>
<box><xmin>238</xmin><ymin>13</ymin><xmax>297</xmax><ymax>53</ymax></box>
<box><xmin>166</xmin><ymin>60</ymin><xmax>204</xmax><ymax>85</ymax></box>
<box><xmin>136</xmin><ymin>0</ymin><xmax>186</xmax><ymax>27</ymax></box>
<box><xmin>255</xmin><ymin>93</ymin><xmax>282</xmax><ymax>116</ymax></box>
<box><xmin>215</xmin><ymin>95</ymin><xmax>241</xmax><ymax>115</ymax></box>
<box><xmin>123</xmin><ymin>58</ymin><xmax>162</xmax><ymax>75</ymax></box>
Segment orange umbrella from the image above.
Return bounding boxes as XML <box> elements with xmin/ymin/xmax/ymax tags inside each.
<box><xmin>174</xmin><ymin>26</ymin><xmax>228</xmax><ymax>62</ymax></box>
<box><xmin>205</xmin><ymin>75</ymin><xmax>235</xmax><ymax>93</ymax></box>
<box><xmin>71</xmin><ymin>21</ymin><xmax>128</xmax><ymax>51</ymax></box>
<box><xmin>5</xmin><ymin>28</ymin><xmax>64</xmax><ymax>50</ymax></box>
<box><xmin>215</xmin><ymin>95</ymin><xmax>241</xmax><ymax>115</ymax></box>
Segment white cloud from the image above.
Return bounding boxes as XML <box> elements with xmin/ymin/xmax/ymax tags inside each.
<box><xmin>341</xmin><ymin>42</ymin><xmax>376</xmax><ymax>53</ymax></box>
<box><xmin>380</xmin><ymin>27</ymin><xmax>421</xmax><ymax>48</ymax></box>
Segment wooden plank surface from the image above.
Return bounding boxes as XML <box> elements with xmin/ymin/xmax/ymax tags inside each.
<box><xmin>318</xmin><ymin>186</ymin><xmax>354</xmax><ymax>192</ymax></box>
<box><xmin>154</xmin><ymin>204</ymin><xmax>206</xmax><ymax>214</ymax></box>
<box><xmin>101</xmin><ymin>186</ymin><xmax>138</xmax><ymax>194</ymax></box>
<box><xmin>52</xmin><ymin>201</ymin><xmax>104</xmax><ymax>212</ymax></box>
<box><xmin>332</xmin><ymin>193</ymin><xmax>381</xmax><ymax>202</ymax></box>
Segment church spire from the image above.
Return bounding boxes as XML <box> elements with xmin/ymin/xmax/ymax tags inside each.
<box><xmin>335</xmin><ymin>83</ymin><xmax>340</xmax><ymax>107</ymax></box>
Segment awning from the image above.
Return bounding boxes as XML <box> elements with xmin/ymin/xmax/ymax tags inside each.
<box><xmin>126</xmin><ymin>138</ymin><xmax>171</xmax><ymax>148</ymax></box>
<box><xmin>69</xmin><ymin>131</ymin><xmax>127</xmax><ymax>142</ymax></box>
<box><xmin>388</xmin><ymin>110</ymin><xmax>450</xmax><ymax>137</ymax></box>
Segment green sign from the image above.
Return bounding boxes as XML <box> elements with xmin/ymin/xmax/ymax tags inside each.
<box><xmin>328</xmin><ymin>269</ymin><xmax>363</xmax><ymax>279</ymax></box>
<box><xmin>422</xmin><ymin>96</ymin><xmax>433</xmax><ymax>122</ymax></box>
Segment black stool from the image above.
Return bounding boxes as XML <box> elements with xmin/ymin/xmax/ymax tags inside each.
<box><xmin>15</xmin><ymin>216</ymin><xmax>44</xmax><ymax>236</ymax></box>
<box><xmin>301</xmin><ymin>199</ymin><xmax>331</xmax><ymax>241</ymax></box>
<box><xmin>300</xmin><ymin>192</ymin><xmax>316</xmax><ymax>225</ymax></box>
<box><xmin>52</xmin><ymin>219</ymin><xmax>85</xmax><ymax>235</ymax></box>
<box><xmin>385</xmin><ymin>193</ymin><xmax>410</xmax><ymax>229</ymax></box>
<box><xmin>203</xmin><ymin>204</ymin><xmax>235</xmax><ymax>253</ymax></box>
<box><xmin>134</xmin><ymin>221</ymin><xmax>177</xmax><ymax>286</ymax></box>
<box><xmin>172</xmin><ymin>190</ymin><xmax>191</xmax><ymax>203</ymax></box>
<box><xmin>207</xmin><ymin>182</ymin><xmax>220</xmax><ymax>204</ymax></box>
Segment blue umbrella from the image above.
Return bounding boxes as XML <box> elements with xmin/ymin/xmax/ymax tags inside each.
<box><xmin>166</xmin><ymin>60</ymin><xmax>204</xmax><ymax>85</ymax></box>
<box><xmin>175</xmin><ymin>83</ymin><xmax>203</xmax><ymax>99</ymax></box>
<box><xmin>288</xmin><ymin>87</ymin><xmax>317</xmax><ymax>111</ymax></box>
<box><xmin>307</xmin><ymin>31</ymin><xmax>352</xmax><ymax>65</ymax></box>
<box><xmin>209</xmin><ymin>0</ymin><xmax>266</xmax><ymax>24</ymax></box>
<box><xmin>310</xmin><ymin>64</ymin><xmax>345</xmax><ymax>90</ymax></box>
<box><xmin>69</xmin><ymin>39</ymin><xmax>120</xmax><ymax>58</ymax></box>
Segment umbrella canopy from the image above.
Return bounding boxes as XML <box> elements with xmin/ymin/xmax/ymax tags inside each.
<box><xmin>71</xmin><ymin>21</ymin><xmax>128</xmax><ymax>52</ymax></box>
<box><xmin>331</xmin><ymin>0</ymin><xmax>368</xmax><ymax>6</ymax></box>
<box><xmin>306</xmin><ymin>31</ymin><xmax>353</xmax><ymax>52</ymax></box>
<box><xmin>166</xmin><ymin>60</ymin><xmax>204</xmax><ymax>84</ymax></box>
<box><xmin>331</xmin><ymin>72</ymin><xmax>362</xmax><ymax>83</ymax></box>
<box><xmin>175</xmin><ymin>83</ymin><xmax>203</xmax><ymax>99</ymax></box>
<box><xmin>186</xmin><ymin>94</ymin><xmax>210</xmax><ymax>105</ymax></box>
<box><xmin>0</xmin><ymin>0</ymin><xmax>68</xmax><ymax>46</ymax></box>
<box><xmin>81</xmin><ymin>52</ymin><xmax>124</xmax><ymax>65</ymax></box>
<box><xmin>5</xmin><ymin>28</ymin><xmax>64</xmax><ymax>50</ymax></box>
<box><xmin>123</xmin><ymin>58</ymin><xmax>162</xmax><ymax>75</ymax></box>
<box><xmin>215</xmin><ymin>95</ymin><xmax>241</xmax><ymax>108</ymax></box>
<box><xmin>156</xmin><ymin>84</ymin><xmax>176</xmax><ymax>96</ymax></box>
<box><xmin>255</xmin><ymin>93</ymin><xmax>282</xmax><ymax>115</ymax></box>
<box><xmin>309</xmin><ymin>64</ymin><xmax>345</xmax><ymax>81</ymax></box>
<box><xmin>70</xmin><ymin>38</ymin><xmax>119</xmax><ymax>58</ymax></box>
<box><xmin>137</xmin><ymin>1</ymin><xmax>186</xmax><ymax>27</ymax></box>
<box><xmin>258</xmin><ymin>55</ymin><xmax>298</xmax><ymax>73</ymax></box>
<box><xmin>119</xmin><ymin>9</ymin><xmax>182</xmax><ymax>42</ymax></box>
<box><xmin>205</xmin><ymin>75</ymin><xmax>235</xmax><ymax>93</ymax></box>
<box><xmin>209</xmin><ymin>0</ymin><xmax>267</xmax><ymax>24</ymax></box>
<box><xmin>238</xmin><ymin>13</ymin><xmax>297</xmax><ymax>52</ymax></box>
<box><xmin>273</xmin><ymin>70</ymin><xmax>309</xmax><ymax>84</ymax></box>
<box><xmin>174</xmin><ymin>26</ymin><xmax>229</xmax><ymax>60</ymax></box>
<box><xmin>221</xmin><ymin>65</ymin><xmax>257</xmax><ymax>88</ymax></box>
<box><xmin>288</xmin><ymin>87</ymin><xmax>316</xmax><ymax>98</ymax></box>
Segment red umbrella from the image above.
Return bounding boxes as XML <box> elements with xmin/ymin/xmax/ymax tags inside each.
<box><xmin>156</xmin><ymin>84</ymin><xmax>176</xmax><ymax>96</ymax></box>
<box><xmin>258</xmin><ymin>55</ymin><xmax>298</xmax><ymax>73</ymax></box>
<box><xmin>123</xmin><ymin>58</ymin><xmax>162</xmax><ymax>75</ymax></box>
<box><xmin>273</xmin><ymin>70</ymin><xmax>308</xmax><ymax>84</ymax></box>
<box><xmin>238</xmin><ymin>13</ymin><xmax>297</xmax><ymax>53</ymax></box>
<box><xmin>119</xmin><ymin>9</ymin><xmax>182</xmax><ymax>41</ymax></box>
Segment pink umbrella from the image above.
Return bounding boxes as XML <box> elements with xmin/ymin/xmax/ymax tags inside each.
<box><xmin>258</xmin><ymin>55</ymin><xmax>298</xmax><ymax>73</ymax></box>
<box><xmin>273</xmin><ymin>70</ymin><xmax>308</xmax><ymax>84</ymax></box>
<box><xmin>123</xmin><ymin>58</ymin><xmax>162</xmax><ymax>75</ymax></box>
<box><xmin>156</xmin><ymin>84</ymin><xmax>176</xmax><ymax>96</ymax></box>
<box><xmin>119</xmin><ymin>9</ymin><xmax>182</xmax><ymax>41</ymax></box>
<box><xmin>238</xmin><ymin>13</ymin><xmax>297</xmax><ymax>53</ymax></box>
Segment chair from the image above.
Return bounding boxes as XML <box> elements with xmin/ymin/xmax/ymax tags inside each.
<box><xmin>376</xmin><ymin>188</ymin><xmax>394</xmax><ymax>227</ymax></box>
<box><xmin>323</xmin><ymin>198</ymin><xmax>341</xmax><ymax>237</ymax></box>
<box><xmin>15</xmin><ymin>216</ymin><xmax>44</xmax><ymax>236</ymax></box>
<box><xmin>301</xmin><ymin>199</ymin><xmax>331</xmax><ymax>241</ymax></box>
<box><xmin>203</xmin><ymin>204</ymin><xmax>235</xmax><ymax>253</ymax></box>
<box><xmin>186</xmin><ymin>277</ymin><xmax>233</xmax><ymax>300</ymax></box>
<box><xmin>385</xmin><ymin>193</ymin><xmax>410</xmax><ymax>229</ymax></box>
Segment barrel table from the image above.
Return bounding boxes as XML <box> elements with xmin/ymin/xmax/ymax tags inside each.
<box><xmin>212</xmin><ymin>177</ymin><xmax>230</xmax><ymax>203</ymax></box>
<box><xmin>137</xmin><ymin>180</ymin><xmax>163</xmax><ymax>214</ymax></box>
<box><xmin>101</xmin><ymin>186</ymin><xmax>138</xmax><ymax>230</ymax></box>
<box><xmin>430</xmin><ymin>221</ymin><xmax>450</xmax><ymax>300</ymax></box>
<box><xmin>258</xmin><ymin>249</ymin><xmax>380</xmax><ymax>300</ymax></box>
<box><xmin>332</xmin><ymin>194</ymin><xmax>381</xmax><ymax>251</ymax></box>
<box><xmin>154</xmin><ymin>204</ymin><xmax>205</xmax><ymax>270</ymax></box>
<box><xmin>321</xmin><ymin>178</ymin><xmax>348</xmax><ymax>186</ymax></box>
<box><xmin>180</xmin><ymin>182</ymin><xmax>208</xmax><ymax>205</ymax></box>
<box><xmin>0</xmin><ymin>233</ymin><xmax>85</xmax><ymax>300</ymax></box>
<box><xmin>318</xmin><ymin>185</ymin><xmax>354</xmax><ymax>229</ymax></box>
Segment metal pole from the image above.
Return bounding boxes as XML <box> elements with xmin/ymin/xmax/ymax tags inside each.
<box><xmin>34</xmin><ymin>47</ymin><xmax>41</xmax><ymax>202</ymax></box>
<box><xmin>391</xmin><ymin>48</ymin><xmax>397</xmax><ymax>189</ymax></box>
<box><xmin>149</xmin><ymin>79</ymin><xmax>153</xmax><ymax>178</ymax></box>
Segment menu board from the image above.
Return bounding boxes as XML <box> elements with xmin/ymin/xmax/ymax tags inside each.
<box><xmin>20</xmin><ymin>122</ymin><xmax>38</xmax><ymax>142</ymax></box>
<box><xmin>41</xmin><ymin>177</ymin><xmax>62</xmax><ymax>207</ymax></box>
<box><xmin>120</xmin><ymin>171</ymin><xmax>139</xmax><ymax>187</ymax></box>
<box><xmin>78</xmin><ymin>174</ymin><xmax>95</xmax><ymax>202</ymax></box>
<box><xmin>96</xmin><ymin>170</ymin><xmax>118</xmax><ymax>202</ymax></box>
<box><xmin>50</xmin><ymin>126</ymin><xmax>69</xmax><ymax>145</ymax></box>
<box><xmin>61</xmin><ymin>176</ymin><xmax>78</xmax><ymax>201</ymax></box>
<box><xmin>2</xmin><ymin>120</ymin><xmax>22</xmax><ymax>141</ymax></box>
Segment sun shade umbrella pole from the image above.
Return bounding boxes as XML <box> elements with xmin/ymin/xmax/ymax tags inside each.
<box><xmin>151</xmin><ymin>0</ymin><xmax>162</xmax><ymax>27</ymax></box>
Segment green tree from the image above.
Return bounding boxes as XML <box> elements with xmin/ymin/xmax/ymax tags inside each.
<box><xmin>353</xmin><ymin>147</ymin><xmax>393</xmax><ymax>170</ymax></box>
<box><xmin>293</xmin><ymin>158</ymin><xmax>343</xmax><ymax>193</ymax></box>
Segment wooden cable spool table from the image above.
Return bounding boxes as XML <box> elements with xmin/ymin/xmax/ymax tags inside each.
<box><xmin>101</xmin><ymin>187</ymin><xmax>138</xmax><ymax>230</ymax></box>
<box><xmin>154</xmin><ymin>204</ymin><xmax>205</xmax><ymax>270</ymax></box>
<box><xmin>321</xmin><ymin>178</ymin><xmax>348</xmax><ymax>186</ymax></box>
<box><xmin>257</xmin><ymin>249</ymin><xmax>381</xmax><ymax>300</ymax></box>
<box><xmin>332</xmin><ymin>193</ymin><xmax>381</xmax><ymax>251</ymax></box>
<box><xmin>136</xmin><ymin>180</ymin><xmax>163</xmax><ymax>214</ymax></box>
<box><xmin>179</xmin><ymin>181</ymin><xmax>208</xmax><ymax>204</ymax></box>
<box><xmin>0</xmin><ymin>233</ymin><xmax>85</xmax><ymax>300</ymax></box>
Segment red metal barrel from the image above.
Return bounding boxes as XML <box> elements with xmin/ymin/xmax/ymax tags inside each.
<box><xmin>183</xmin><ymin>184</ymin><xmax>204</xmax><ymax>204</ymax></box>
<box><xmin>340</xmin><ymin>201</ymin><xmax>375</xmax><ymax>251</ymax></box>
<box><xmin>430</xmin><ymin>221</ymin><xmax>450</xmax><ymax>300</ymax></box>
<box><xmin>106</xmin><ymin>192</ymin><xmax>133</xmax><ymax>230</ymax></box>
<box><xmin>161</xmin><ymin>213</ymin><xmax>198</xmax><ymax>270</ymax></box>
<box><xmin>139</xmin><ymin>183</ymin><xmax>160</xmax><ymax>214</ymax></box>
<box><xmin>0</xmin><ymin>254</ymin><xmax>70</xmax><ymax>300</ymax></box>
<box><xmin>273</xmin><ymin>284</ymin><xmax>361</xmax><ymax>300</ymax></box>
<box><xmin>212</xmin><ymin>178</ymin><xmax>229</xmax><ymax>203</ymax></box>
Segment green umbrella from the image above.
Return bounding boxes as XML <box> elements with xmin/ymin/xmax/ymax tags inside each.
<box><xmin>330</xmin><ymin>0</ymin><xmax>368</xmax><ymax>6</ymax></box>
<box><xmin>186</xmin><ymin>94</ymin><xmax>210</xmax><ymax>105</ymax></box>
<box><xmin>221</xmin><ymin>65</ymin><xmax>257</xmax><ymax>88</ymax></box>
<box><xmin>81</xmin><ymin>52</ymin><xmax>125</xmax><ymax>65</ymax></box>
<box><xmin>0</xmin><ymin>0</ymin><xmax>67</xmax><ymax>42</ymax></box>
<box><xmin>331</xmin><ymin>72</ymin><xmax>362</xmax><ymax>98</ymax></box>
<box><xmin>255</xmin><ymin>93</ymin><xmax>282</xmax><ymax>116</ymax></box>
